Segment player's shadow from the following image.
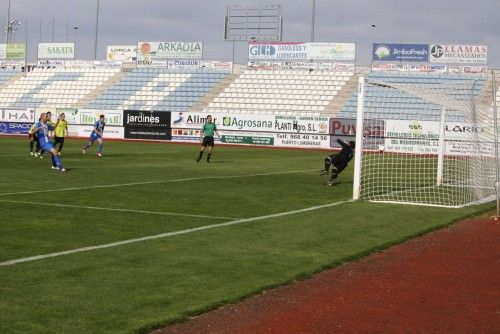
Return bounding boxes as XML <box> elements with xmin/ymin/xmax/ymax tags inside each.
<box><xmin>205</xmin><ymin>160</ymin><xmax>234</xmax><ymax>163</ymax></box>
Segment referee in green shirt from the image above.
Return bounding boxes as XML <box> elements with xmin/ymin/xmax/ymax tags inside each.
<box><xmin>196</xmin><ymin>115</ymin><xmax>220</xmax><ymax>163</ymax></box>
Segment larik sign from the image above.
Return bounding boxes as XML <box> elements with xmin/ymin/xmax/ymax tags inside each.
<box><xmin>123</xmin><ymin>110</ymin><xmax>171</xmax><ymax>140</ymax></box>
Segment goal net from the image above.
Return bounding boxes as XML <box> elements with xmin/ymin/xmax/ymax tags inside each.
<box><xmin>352</xmin><ymin>75</ymin><xmax>497</xmax><ymax>208</ymax></box>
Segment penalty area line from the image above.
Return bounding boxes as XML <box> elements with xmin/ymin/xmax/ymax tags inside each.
<box><xmin>0</xmin><ymin>169</ymin><xmax>315</xmax><ymax>197</ymax></box>
<box><xmin>0</xmin><ymin>199</ymin><xmax>354</xmax><ymax>267</ymax></box>
<box><xmin>0</xmin><ymin>199</ymin><xmax>239</xmax><ymax>220</ymax></box>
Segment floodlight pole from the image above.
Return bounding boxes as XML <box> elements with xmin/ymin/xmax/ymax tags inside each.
<box><xmin>492</xmin><ymin>71</ymin><xmax>499</xmax><ymax>217</ymax></box>
<box><xmin>94</xmin><ymin>0</ymin><xmax>100</xmax><ymax>60</ymax></box>
<box><xmin>310</xmin><ymin>0</ymin><xmax>315</xmax><ymax>42</ymax></box>
<box><xmin>39</xmin><ymin>18</ymin><xmax>42</xmax><ymax>43</ymax></box>
<box><xmin>5</xmin><ymin>0</ymin><xmax>11</xmax><ymax>43</ymax></box>
<box><xmin>51</xmin><ymin>18</ymin><xmax>55</xmax><ymax>42</ymax></box>
<box><xmin>231</xmin><ymin>40</ymin><xmax>235</xmax><ymax>74</ymax></box>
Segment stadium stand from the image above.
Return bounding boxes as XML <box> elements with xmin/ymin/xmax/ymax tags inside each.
<box><xmin>203</xmin><ymin>68</ymin><xmax>355</xmax><ymax>114</ymax></box>
<box><xmin>0</xmin><ymin>67</ymin><xmax>120</xmax><ymax>108</ymax></box>
<box><xmin>87</xmin><ymin>69</ymin><xmax>228</xmax><ymax>111</ymax></box>
<box><xmin>0</xmin><ymin>66</ymin><xmax>494</xmax><ymax>119</ymax></box>
<box><xmin>0</xmin><ymin>69</ymin><xmax>22</xmax><ymax>88</ymax></box>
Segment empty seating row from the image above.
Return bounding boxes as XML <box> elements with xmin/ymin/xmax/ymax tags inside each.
<box><xmin>87</xmin><ymin>69</ymin><xmax>227</xmax><ymax>110</ymax></box>
<box><xmin>0</xmin><ymin>67</ymin><xmax>120</xmax><ymax>108</ymax></box>
<box><xmin>204</xmin><ymin>69</ymin><xmax>353</xmax><ymax>114</ymax></box>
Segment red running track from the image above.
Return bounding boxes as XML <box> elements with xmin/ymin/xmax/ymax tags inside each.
<box><xmin>154</xmin><ymin>217</ymin><xmax>499</xmax><ymax>334</ymax></box>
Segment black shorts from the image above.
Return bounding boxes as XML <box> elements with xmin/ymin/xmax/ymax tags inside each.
<box><xmin>329</xmin><ymin>154</ymin><xmax>347</xmax><ymax>172</ymax></box>
<box><xmin>202</xmin><ymin>136</ymin><xmax>215</xmax><ymax>147</ymax></box>
<box><xmin>54</xmin><ymin>136</ymin><xmax>65</xmax><ymax>145</ymax></box>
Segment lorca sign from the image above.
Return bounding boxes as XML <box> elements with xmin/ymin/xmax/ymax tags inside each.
<box><xmin>38</xmin><ymin>43</ymin><xmax>75</xmax><ymax>59</ymax></box>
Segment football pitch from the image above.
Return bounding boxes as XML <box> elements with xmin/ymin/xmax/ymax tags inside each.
<box><xmin>0</xmin><ymin>137</ymin><xmax>494</xmax><ymax>333</ymax></box>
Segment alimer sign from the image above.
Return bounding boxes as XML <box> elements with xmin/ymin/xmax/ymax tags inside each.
<box><xmin>38</xmin><ymin>43</ymin><xmax>75</xmax><ymax>59</ymax></box>
<box><xmin>372</xmin><ymin>43</ymin><xmax>429</xmax><ymax>62</ymax></box>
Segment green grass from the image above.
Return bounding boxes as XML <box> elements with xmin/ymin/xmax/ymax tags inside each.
<box><xmin>0</xmin><ymin>137</ymin><xmax>494</xmax><ymax>333</ymax></box>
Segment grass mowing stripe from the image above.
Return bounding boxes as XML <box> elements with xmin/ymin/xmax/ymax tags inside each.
<box><xmin>0</xmin><ymin>199</ymin><xmax>353</xmax><ymax>267</ymax></box>
<box><xmin>0</xmin><ymin>169</ymin><xmax>315</xmax><ymax>197</ymax></box>
<box><xmin>0</xmin><ymin>199</ymin><xmax>238</xmax><ymax>220</ymax></box>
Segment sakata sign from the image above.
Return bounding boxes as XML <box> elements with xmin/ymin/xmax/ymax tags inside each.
<box><xmin>38</xmin><ymin>43</ymin><xmax>75</xmax><ymax>59</ymax></box>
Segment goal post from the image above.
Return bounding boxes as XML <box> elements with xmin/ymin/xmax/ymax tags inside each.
<box><xmin>352</xmin><ymin>74</ymin><xmax>497</xmax><ymax>208</ymax></box>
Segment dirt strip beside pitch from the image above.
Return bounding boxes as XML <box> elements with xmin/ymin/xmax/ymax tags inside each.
<box><xmin>153</xmin><ymin>217</ymin><xmax>500</xmax><ymax>334</ymax></box>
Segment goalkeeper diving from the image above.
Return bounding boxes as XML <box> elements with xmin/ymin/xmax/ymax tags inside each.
<box><xmin>319</xmin><ymin>139</ymin><xmax>355</xmax><ymax>186</ymax></box>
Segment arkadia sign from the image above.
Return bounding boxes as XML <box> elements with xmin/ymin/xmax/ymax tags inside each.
<box><xmin>372</xmin><ymin>43</ymin><xmax>429</xmax><ymax>62</ymax></box>
<box><xmin>123</xmin><ymin>110</ymin><xmax>171</xmax><ymax>140</ymax></box>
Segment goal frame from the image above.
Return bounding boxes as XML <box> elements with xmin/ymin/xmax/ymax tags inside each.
<box><xmin>352</xmin><ymin>74</ymin><xmax>499</xmax><ymax>209</ymax></box>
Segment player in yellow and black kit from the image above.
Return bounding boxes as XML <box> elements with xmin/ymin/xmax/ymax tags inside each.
<box><xmin>196</xmin><ymin>115</ymin><xmax>220</xmax><ymax>163</ymax></box>
<box><xmin>53</xmin><ymin>113</ymin><xmax>68</xmax><ymax>154</ymax></box>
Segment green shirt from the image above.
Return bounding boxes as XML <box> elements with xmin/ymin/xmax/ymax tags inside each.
<box><xmin>202</xmin><ymin>122</ymin><xmax>217</xmax><ymax>137</ymax></box>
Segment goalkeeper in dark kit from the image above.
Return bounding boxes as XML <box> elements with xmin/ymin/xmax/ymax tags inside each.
<box><xmin>319</xmin><ymin>139</ymin><xmax>355</xmax><ymax>186</ymax></box>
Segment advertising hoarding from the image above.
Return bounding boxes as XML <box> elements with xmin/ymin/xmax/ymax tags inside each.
<box><xmin>0</xmin><ymin>122</ymin><xmax>31</xmax><ymax>134</ymax></box>
<box><xmin>67</xmin><ymin>125</ymin><xmax>124</xmax><ymax>139</ymax></box>
<box><xmin>329</xmin><ymin>118</ymin><xmax>385</xmax><ymax>149</ymax></box>
<box><xmin>383</xmin><ymin>120</ymin><xmax>493</xmax><ymax>157</ymax></box>
<box><xmin>0</xmin><ymin>108</ymin><xmax>34</xmax><ymax>123</ymax></box>
<box><xmin>106</xmin><ymin>45</ymin><xmax>137</xmax><ymax>62</ymax></box>
<box><xmin>171</xmin><ymin>112</ymin><xmax>329</xmax><ymax>135</ymax></box>
<box><xmin>137</xmin><ymin>42</ymin><xmax>203</xmax><ymax>60</ymax></box>
<box><xmin>38</xmin><ymin>43</ymin><xmax>75</xmax><ymax>59</ymax></box>
<box><xmin>123</xmin><ymin>110</ymin><xmax>171</xmax><ymax>140</ymax></box>
<box><xmin>371</xmin><ymin>63</ymin><xmax>447</xmax><ymax>73</ymax></box>
<box><xmin>248</xmin><ymin>42</ymin><xmax>355</xmax><ymax>61</ymax></box>
<box><xmin>167</xmin><ymin>59</ymin><xmax>200</xmax><ymax>70</ymax></box>
<box><xmin>372</xmin><ymin>43</ymin><xmax>429</xmax><ymax>62</ymax></box>
<box><xmin>430</xmin><ymin>44</ymin><xmax>487</xmax><ymax>64</ymax></box>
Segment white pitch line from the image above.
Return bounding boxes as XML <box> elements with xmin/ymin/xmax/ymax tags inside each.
<box><xmin>0</xmin><ymin>199</ymin><xmax>354</xmax><ymax>267</ymax></box>
<box><xmin>0</xmin><ymin>169</ymin><xmax>315</xmax><ymax>197</ymax></box>
<box><xmin>0</xmin><ymin>199</ymin><xmax>238</xmax><ymax>220</ymax></box>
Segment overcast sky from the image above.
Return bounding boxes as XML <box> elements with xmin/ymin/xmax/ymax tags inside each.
<box><xmin>2</xmin><ymin>0</ymin><xmax>499</xmax><ymax>67</ymax></box>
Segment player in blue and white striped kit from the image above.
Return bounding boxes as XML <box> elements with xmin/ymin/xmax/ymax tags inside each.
<box><xmin>33</xmin><ymin>112</ymin><xmax>66</xmax><ymax>172</ymax></box>
<box><xmin>82</xmin><ymin>115</ymin><xmax>105</xmax><ymax>157</ymax></box>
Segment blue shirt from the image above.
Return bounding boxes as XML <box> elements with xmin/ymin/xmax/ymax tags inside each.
<box><xmin>94</xmin><ymin>120</ymin><xmax>105</xmax><ymax>136</ymax></box>
<box><xmin>35</xmin><ymin>121</ymin><xmax>55</xmax><ymax>146</ymax></box>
